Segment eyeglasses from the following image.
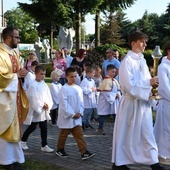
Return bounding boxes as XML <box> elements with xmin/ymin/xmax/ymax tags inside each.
<box><xmin>106</xmin><ymin>52</ymin><xmax>111</xmax><ymax>54</ymax></box>
<box><xmin>10</xmin><ymin>35</ymin><xmax>20</xmax><ymax>39</ymax></box>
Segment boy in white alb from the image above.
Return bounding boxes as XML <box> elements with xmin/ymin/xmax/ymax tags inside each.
<box><xmin>80</xmin><ymin>66</ymin><xmax>97</xmax><ymax>129</ymax></box>
<box><xmin>92</xmin><ymin>66</ymin><xmax>103</xmax><ymax>121</ymax></box>
<box><xmin>56</xmin><ymin>67</ymin><xmax>95</xmax><ymax>160</ymax></box>
<box><xmin>97</xmin><ymin>64</ymin><xmax>121</xmax><ymax>135</ymax></box>
<box><xmin>23</xmin><ymin>60</ymin><xmax>39</xmax><ymax>90</ymax></box>
<box><xmin>21</xmin><ymin>66</ymin><xmax>54</xmax><ymax>153</ymax></box>
<box><xmin>49</xmin><ymin>69</ymin><xmax>63</xmax><ymax>126</ymax></box>
<box><xmin>153</xmin><ymin>41</ymin><xmax>170</xmax><ymax>163</ymax></box>
<box><xmin>111</xmin><ymin>32</ymin><xmax>164</xmax><ymax>170</ymax></box>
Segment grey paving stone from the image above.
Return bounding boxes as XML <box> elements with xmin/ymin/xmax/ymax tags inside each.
<box><xmin>22</xmin><ymin>121</ymin><xmax>170</xmax><ymax>170</ymax></box>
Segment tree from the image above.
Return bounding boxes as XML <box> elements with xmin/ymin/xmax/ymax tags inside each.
<box><xmin>18</xmin><ymin>0</ymin><xmax>73</xmax><ymax>51</ymax></box>
<box><xmin>94</xmin><ymin>0</ymin><xmax>137</xmax><ymax>47</ymax></box>
<box><xmin>156</xmin><ymin>3</ymin><xmax>170</xmax><ymax>46</ymax></box>
<box><xmin>100</xmin><ymin>12</ymin><xmax>124</xmax><ymax>45</ymax></box>
<box><xmin>116</xmin><ymin>10</ymin><xmax>135</xmax><ymax>47</ymax></box>
<box><xmin>19</xmin><ymin>0</ymin><xmax>102</xmax><ymax>53</ymax></box>
<box><xmin>4</xmin><ymin>8</ymin><xmax>38</xmax><ymax>43</ymax></box>
<box><xmin>69</xmin><ymin>0</ymin><xmax>102</xmax><ymax>52</ymax></box>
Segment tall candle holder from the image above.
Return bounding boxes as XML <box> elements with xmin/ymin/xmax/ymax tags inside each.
<box><xmin>150</xmin><ymin>46</ymin><xmax>162</xmax><ymax>100</ymax></box>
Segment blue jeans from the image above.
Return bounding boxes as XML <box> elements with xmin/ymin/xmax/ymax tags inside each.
<box><xmin>98</xmin><ymin>114</ymin><xmax>116</xmax><ymax>129</ymax></box>
<box><xmin>98</xmin><ymin>115</ymin><xmax>108</xmax><ymax>129</ymax></box>
<box><xmin>83</xmin><ymin>108</ymin><xmax>93</xmax><ymax>126</ymax></box>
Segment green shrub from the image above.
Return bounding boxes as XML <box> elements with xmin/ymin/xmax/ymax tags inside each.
<box><xmin>94</xmin><ymin>44</ymin><xmax>127</xmax><ymax>59</ymax></box>
<box><xmin>143</xmin><ymin>50</ymin><xmax>154</xmax><ymax>67</ymax></box>
<box><xmin>44</xmin><ymin>63</ymin><xmax>53</xmax><ymax>77</ymax></box>
<box><xmin>86</xmin><ymin>49</ymin><xmax>105</xmax><ymax>67</ymax></box>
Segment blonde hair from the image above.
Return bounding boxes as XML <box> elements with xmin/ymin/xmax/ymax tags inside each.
<box><xmin>29</xmin><ymin>50</ymin><xmax>38</xmax><ymax>61</ymax></box>
<box><xmin>50</xmin><ymin>69</ymin><xmax>63</xmax><ymax>80</ymax></box>
<box><xmin>55</xmin><ymin>49</ymin><xmax>65</xmax><ymax>59</ymax></box>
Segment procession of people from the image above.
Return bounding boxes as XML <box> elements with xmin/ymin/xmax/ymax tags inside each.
<box><xmin>0</xmin><ymin>26</ymin><xmax>170</xmax><ymax>170</ymax></box>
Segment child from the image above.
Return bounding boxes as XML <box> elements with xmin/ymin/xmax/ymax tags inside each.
<box><xmin>70</xmin><ymin>64</ymin><xmax>82</xmax><ymax>85</ymax></box>
<box><xmin>23</xmin><ymin>60</ymin><xmax>39</xmax><ymax>90</ymax></box>
<box><xmin>50</xmin><ymin>69</ymin><xmax>63</xmax><ymax>126</ymax></box>
<box><xmin>111</xmin><ymin>31</ymin><xmax>164</xmax><ymax>170</ymax></box>
<box><xmin>81</xmin><ymin>61</ymin><xmax>91</xmax><ymax>81</ymax></box>
<box><xmin>21</xmin><ymin>65</ymin><xmax>54</xmax><ymax>153</ymax></box>
<box><xmin>97</xmin><ymin>64</ymin><xmax>121</xmax><ymax>135</ymax></box>
<box><xmin>80</xmin><ymin>66</ymin><xmax>97</xmax><ymax>129</ymax></box>
<box><xmin>92</xmin><ymin>66</ymin><xmax>103</xmax><ymax>121</ymax></box>
<box><xmin>56</xmin><ymin>67</ymin><xmax>95</xmax><ymax>160</ymax></box>
<box><xmin>93</xmin><ymin>66</ymin><xmax>103</xmax><ymax>88</ymax></box>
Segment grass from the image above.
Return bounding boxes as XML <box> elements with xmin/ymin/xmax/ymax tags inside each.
<box><xmin>45</xmin><ymin>77</ymin><xmax>52</xmax><ymax>84</ymax></box>
<box><xmin>23</xmin><ymin>158</ymin><xmax>65</xmax><ymax>170</ymax></box>
<box><xmin>0</xmin><ymin>158</ymin><xmax>66</xmax><ymax>170</ymax></box>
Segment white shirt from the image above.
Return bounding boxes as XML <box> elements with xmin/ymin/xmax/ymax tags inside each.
<box><xmin>24</xmin><ymin>80</ymin><xmax>53</xmax><ymax>124</ymax></box>
<box><xmin>80</xmin><ymin>77</ymin><xmax>97</xmax><ymax>108</ymax></box>
<box><xmin>66</xmin><ymin>55</ymin><xmax>73</xmax><ymax>67</ymax></box>
<box><xmin>23</xmin><ymin>70</ymin><xmax>35</xmax><ymax>90</ymax></box>
<box><xmin>50</xmin><ymin>82</ymin><xmax>62</xmax><ymax>110</ymax></box>
<box><xmin>57</xmin><ymin>84</ymin><xmax>84</xmax><ymax>128</ymax></box>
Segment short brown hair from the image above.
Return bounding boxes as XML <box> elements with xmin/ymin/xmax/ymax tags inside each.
<box><xmin>128</xmin><ymin>32</ymin><xmax>148</xmax><ymax>46</ymax></box>
<box><xmin>86</xmin><ymin>66</ymin><xmax>95</xmax><ymax>73</ymax></box>
<box><xmin>163</xmin><ymin>41</ymin><xmax>170</xmax><ymax>55</ymax></box>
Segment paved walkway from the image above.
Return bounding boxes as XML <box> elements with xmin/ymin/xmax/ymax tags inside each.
<box><xmin>23</xmin><ymin>120</ymin><xmax>170</xmax><ymax>170</ymax></box>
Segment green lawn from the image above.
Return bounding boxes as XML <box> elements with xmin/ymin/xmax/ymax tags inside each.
<box><xmin>0</xmin><ymin>159</ymin><xmax>66</xmax><ymax>170</ymax></box>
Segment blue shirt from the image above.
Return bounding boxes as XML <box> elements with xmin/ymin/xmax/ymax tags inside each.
<box><xmin>102</xmin><ymin>58</ymin><xmax>120</xmax><ymax>77</ymax></box>
<box><xmin>66</xmin><ymin>55</ymin><xmax>73</xmax><ymax>68</ymax></box>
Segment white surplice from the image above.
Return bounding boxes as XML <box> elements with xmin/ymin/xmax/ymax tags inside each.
<box><xmin>49</xmin><ymin>82</ymin><xmax>62</xmax><ymax>110</ymax></box>
<box><xmin>57</xmin><ymin>84</ymin><xmax>84</xmax><ymax>128</ymax></box>
<box><xmin>112</xmin><ymin>50</ymin><xmax>159</xmax><ymax>165</ymax></box>
<box><xmin>23</xmin><ymin>80</ymin><xmax>53</xmax><ymax>125</ymax></box>
<box><xmin>154</xmin><ymin>57</ymin><xmax>170</xmax><ymax>159</ymax></box>
<box><xmin>23</xmin><ymin>70</ymin><xmax>35</xmax><ymax>90</ymax></box>
<box><xmin>97</xmin><ymin>81</ymin><xmax>121</xmax><ymax>115</ymax></box>
<box><xmin>80</xmin><ymin>78</ymin><xmax>97</xmax><ymax>108</ymax></box>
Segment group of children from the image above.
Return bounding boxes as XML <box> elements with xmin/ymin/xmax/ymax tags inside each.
<box><xmin>20</xmin><ymin>59</ymin><xmax>121</xmax><ymax>160</ymax></box>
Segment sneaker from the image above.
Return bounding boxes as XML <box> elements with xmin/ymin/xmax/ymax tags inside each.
<box><xmin>41</xmin><ymin>145</ymin><xmax>54</xmax><ymax>153</ymax></box>
<box><xmin>21</xmin><ymin>141</ymin><xmax>29</xmax><ymax>150</ymax></box>
<box><xmin>151</xmin><ymin>163</ymin><xmax>165</xmax><ymax>170</ymax></box>
<box><xmin>88</xmin><ymin>124</ymin><xmax>94</xmax><ymax>129</ymax></box>
<box><xmin>96</xmin><ymin>129</ymin><xmax>105</xmax><ymax>135</ymax></box>
<box><xmin>159</xmin><ymin>156</ymin><xmax>170</xmax><ymax>165</ymax></box>
<box><xmin>52</xmin><ymin>123</ymin><xmax>57</xmax><ymax>126</ymax></box>
<box><xmin>55</xmin><ymin>149</ymin><xmax>69</xmax><ymax>158</ymax></box>
<box><xmin>112</xmin><ymin>164</ymin><xmax>130</xmax><ymax>170</ymax></box>
<box><xmin>81</xmin><ymin>150</ymin><xmax>95</xmax><ymax>160</ymax></box>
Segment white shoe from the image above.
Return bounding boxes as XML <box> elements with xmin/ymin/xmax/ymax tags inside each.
<box><xmin>41</xmin><ymin>145</ymin><xmax>54</xmax><ymax>153</ymax></box>
<box><xmin>21</xmin><ymin>141</ymin><xmax>29</xmax><ymax>150</ymax></box>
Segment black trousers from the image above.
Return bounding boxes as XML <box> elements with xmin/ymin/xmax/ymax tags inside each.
<box><xmin>22</xmin><ymin>120</ymin><xmax>47</xmax><ymax>147</ymax></box>
<box><xmin>50</xmin><ymin>108</ymin><xmax>58</xmax><ymax>124</ymax></box>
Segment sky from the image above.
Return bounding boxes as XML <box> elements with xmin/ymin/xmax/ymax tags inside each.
<box><xmin>1</xmin><ymin>0</ymin><xmax>169</xmax><ymax>34</ymax></box>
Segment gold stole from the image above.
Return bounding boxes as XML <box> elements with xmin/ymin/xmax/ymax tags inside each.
<box><xmin>0</xmin><ymin>54</ymin><xmax>29</xmax><ymax>142</ymax></box>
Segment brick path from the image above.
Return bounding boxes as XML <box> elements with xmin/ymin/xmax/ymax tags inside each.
<box><xmin>23</xmin><ymin>120</ymin><xmax>170</xmax><ymax>170</ymax></box>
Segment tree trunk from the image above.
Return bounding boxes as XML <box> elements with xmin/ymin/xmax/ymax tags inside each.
<box><xmin>75</xmin><ymin>6</ymin><xmax>82</xmax><ymax>54</ymax></box>
<box><xmin>95</xmin><ymin>10</ymin><xmax>100</xmax><ymax>47</ymax></box>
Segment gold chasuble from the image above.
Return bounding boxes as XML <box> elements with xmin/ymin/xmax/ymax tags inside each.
<box><xmin>0</xmin><ymin>43</ymin><xmax>29</xmax><ymax>142</ymax></box>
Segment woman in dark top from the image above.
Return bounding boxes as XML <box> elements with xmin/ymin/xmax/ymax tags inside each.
<box><xmin>71</xmin><ymin>49</ymin><xmax>86</xmax><ymax>71</ymax></box>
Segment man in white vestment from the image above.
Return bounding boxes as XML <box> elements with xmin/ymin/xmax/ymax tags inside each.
<box><xmin>154</xmin><ymin>41</ymin><xmax>170</xmax><ymax>164</ymax></box>
<box><xmin>111</xmin><ymin>32</ymin><xmax>165</xmax><ymax>170</ymax></box>
<box><xmin>0</xmin><ymin>27</ymin><xmax>29</xmax><ymax>170</ymax></box>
